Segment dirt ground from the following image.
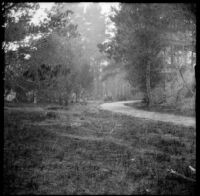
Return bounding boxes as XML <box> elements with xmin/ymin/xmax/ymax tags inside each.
<box><xmin>4</xmin><ymin>101</ymin><xmax>196</xmax><ymax>195</ymax></box>
<box><xmin>100</xmin><ymin>101</ymin><xmax>195</xmax><ymax>127</ymax></box>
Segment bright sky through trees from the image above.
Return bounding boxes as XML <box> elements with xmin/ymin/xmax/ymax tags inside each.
<box><xmin>31</xmin><ymin>3</ymin><xmax>119</xmax><ymax>25</ymax></box>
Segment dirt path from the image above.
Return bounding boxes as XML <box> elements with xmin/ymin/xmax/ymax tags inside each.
<box><xmin>100</xmin><ymin>100</ymin><xmax>195</xmax><ymax>127</ymax></box>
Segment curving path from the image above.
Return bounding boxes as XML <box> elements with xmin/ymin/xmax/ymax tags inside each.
<box><xmin>100</xmin><ymin>100</ymin><xmax>195</xmax><ymax>128</ymax></box>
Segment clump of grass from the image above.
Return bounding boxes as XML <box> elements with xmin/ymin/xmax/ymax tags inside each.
<box><xmin>46</xmin><ymin>111</ymin><xmax>57</xmax><ymax>119</ymax></box>
<box><xmin>46</xmin><ymin>105</ymin><xmax>68</xmax><ymax>110</ymax></box>
<box><xmin>4</xmin><ymin>110</ymin><xmax>47</xmax><ymax>123</ymax></box>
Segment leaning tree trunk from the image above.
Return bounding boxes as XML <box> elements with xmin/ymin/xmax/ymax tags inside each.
<box><xmin>146</xmin><ymin>60</ymin><xmax>152</xmax><ymax>107</ymax></box>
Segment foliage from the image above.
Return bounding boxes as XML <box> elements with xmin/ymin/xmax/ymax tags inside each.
<box><xmin>59</xmin><ymin>3</ymin><xmax>107</xmax><ymax>98</ymax></box>
<box><xmin>3</xmin><ymin>3</ymin><xmax>40</xmax><ymax>43</ymax></box>
<box><xmin>98</xmin><ymin>3</ymin><xmax>196</xmax><ymax>105</ymax></box>
<box><xmin>99</xmin><ymin>4</ymin><xmax>167</xmax><ymax>104</ymax></box>
<box><xmin>4</xmin><ymin>3</ymin><xmax>94</xmax><ymax>104</ymax></box>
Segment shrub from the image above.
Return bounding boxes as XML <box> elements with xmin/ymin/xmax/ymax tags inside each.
<box><xmin>104</xmin><ymin>95</ymin><xmax>113</xmax><ymax>102</ymax></box>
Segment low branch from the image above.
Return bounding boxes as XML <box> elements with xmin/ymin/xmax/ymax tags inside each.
<box><xmin>2</xmin><ymin>3</ymin><xmax>18</xmax><ymax>13</ymax></box>
<box><xmin>189</xmin><ymin>165</ymin><xmax>196</xmax><ymax>174</ymax></box>
<box><xmin>167</xmin><ymin>169</ymin><xmax>196</xmax><ymax>183</ymax></box>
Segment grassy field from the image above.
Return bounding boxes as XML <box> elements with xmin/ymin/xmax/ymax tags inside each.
<box><xmin>4</xmin><ymin>102</ymin><xmax>196</xmax><ymax>195</ymax></box>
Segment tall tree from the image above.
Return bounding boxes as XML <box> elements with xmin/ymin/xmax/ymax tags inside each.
<box><xmin>3</xmin><ymin>3</ymin><xmax>82</xmax><ymax>104</ymax></box>
<box><xmin>98</xmin><ymin>3</ymin><xmax>196</xmax><ymax>106</ymax></box>
<box><xmin>99</xmin><ymin>4</ymin><xmax>166</xmax><ymax>105</ymax></box>
<box><xmin>57</xmin><ymin>3</ymin><xmax>107</xmax><ymax>98</ymax></box>
<box><xmin>3</xmin><ymin>3</ymin><xmax>41</xmax><ymax>98</ymax></box>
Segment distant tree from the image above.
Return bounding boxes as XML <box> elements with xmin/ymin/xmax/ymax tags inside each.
<box><xmin>19</xmin><ymin>3</ymin><xmax>95</xmax><ymax>104</ymax></box>
<box><xmin>57</xmin><ymin>3</ymin><xmax>107</xmax><ymax>99</ymax></box>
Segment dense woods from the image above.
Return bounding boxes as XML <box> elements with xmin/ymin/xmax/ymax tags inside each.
<box><xmin>98</xmin><ymin>4</ymin><xmax>195</xmax><ymax>108</ymax></box>
<box><xmin>4</xmin><ymin>3</ymin><xmax>102</xmax><ymax>104</ymax></box>
<box><xmin>4</xmin><ymin>3</ymin><xmax>196</xmax><ymax>111</ymax></box>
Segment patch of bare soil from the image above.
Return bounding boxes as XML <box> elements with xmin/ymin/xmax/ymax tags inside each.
<box><xmin>100</xmin><ymin>101</ymin><xmax>195</xmax><ymax>127</ymax></box>
<box><xmin>125</xmin><ymin>101</ymin><xmax>195</xmax><ymax>117</ymax></box>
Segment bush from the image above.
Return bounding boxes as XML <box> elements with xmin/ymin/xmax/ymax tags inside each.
<box><xmin>104</xmin><ymin>95</ymin><xmax>113</xmax><ymax>102</ymax></box>
<box><xmin>117</xmin><ymin>94</ymin><xmax>127</xmax><ymax>101</ymax></box>
<box><xmin>151</xmin><ymin>87</ymin><xmax>166</xmax><ymax>104</ymax></box>
<box><xmin>141</xmin><ymin>97</ymin><xmax>149</xmax><ymax>104</ymax></box>
<box><xmin>46</xmin><ymin>111</ymin><xmax>57</xmax><ymax>119</ymax></box>
<box><xmin>177</xmin><ymin>97</ymin><xmax>195</xmax><ymax>116</ymax></box>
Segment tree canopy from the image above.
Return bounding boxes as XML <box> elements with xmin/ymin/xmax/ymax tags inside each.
<box><xmin>98</xmin><ymin>3</ymin><xmax>196</xmax><ymax>105</ymax></box>
<box><xmin>3</xmin><ymin>3</ymin><xmax>94</xmax><ymax>104</ymax></box>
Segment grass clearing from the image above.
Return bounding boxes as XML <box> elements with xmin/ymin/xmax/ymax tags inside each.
<box><xmin>4</xmin><ymin>102</ymin><xmax>196</xmax><ymax>195</ymax></box>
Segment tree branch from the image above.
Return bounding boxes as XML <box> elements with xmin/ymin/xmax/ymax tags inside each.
<box><xmin>167</xmin><ymin>169</ymin><xmax>196</xmax><ymax>183</ymax></box>
<box><xmin>175</xmin><ymin>64</ymin><xmax>195</xmax><ymax>95</ymax></box>
<box><xmin>3</xmin><ymin>3</ymin><xmax>18</xmax><ymax>13</ymax></box>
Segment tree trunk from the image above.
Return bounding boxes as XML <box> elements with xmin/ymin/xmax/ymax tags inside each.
<box><xmin>191</xmin><ymin>51</ymin><xmax>194</xmax><ymax>68</ymax></box>
<box><xmin>34</xmin><ymin>67</ymin><xmax>39</xmax><ymax>104</ymax></box>
<box><xmin>172</xmin><ymin>46</ymin><xmax>195</xmax><ymax>96</ymax></box>
<box><xmin>33</xmin><ymin>90</ymin><xmax>37</xmax><ymax>104</ymax></box>
<box><xmin>64</xmin><ymin>99</ymin><xmax>68</xmax><ymax>106</ymax></box>
<box><xmin>59</xmin><ymin>96</ymin><xmax>62</xmax><ymax>105</ymax></box>
<box><xmin>177</xmin><ymin>68</ymin><xmax>195</xmax><ymax>96</ymax></box>
<box><xmin>146</xmin><ymin>60</ymin><xmax>152</xmax><ymax>106</ymax></box>
<box><xmin>75</xmin><ymin>92</ymin><xmax>78</xmax><ymax>103</ymax></box>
